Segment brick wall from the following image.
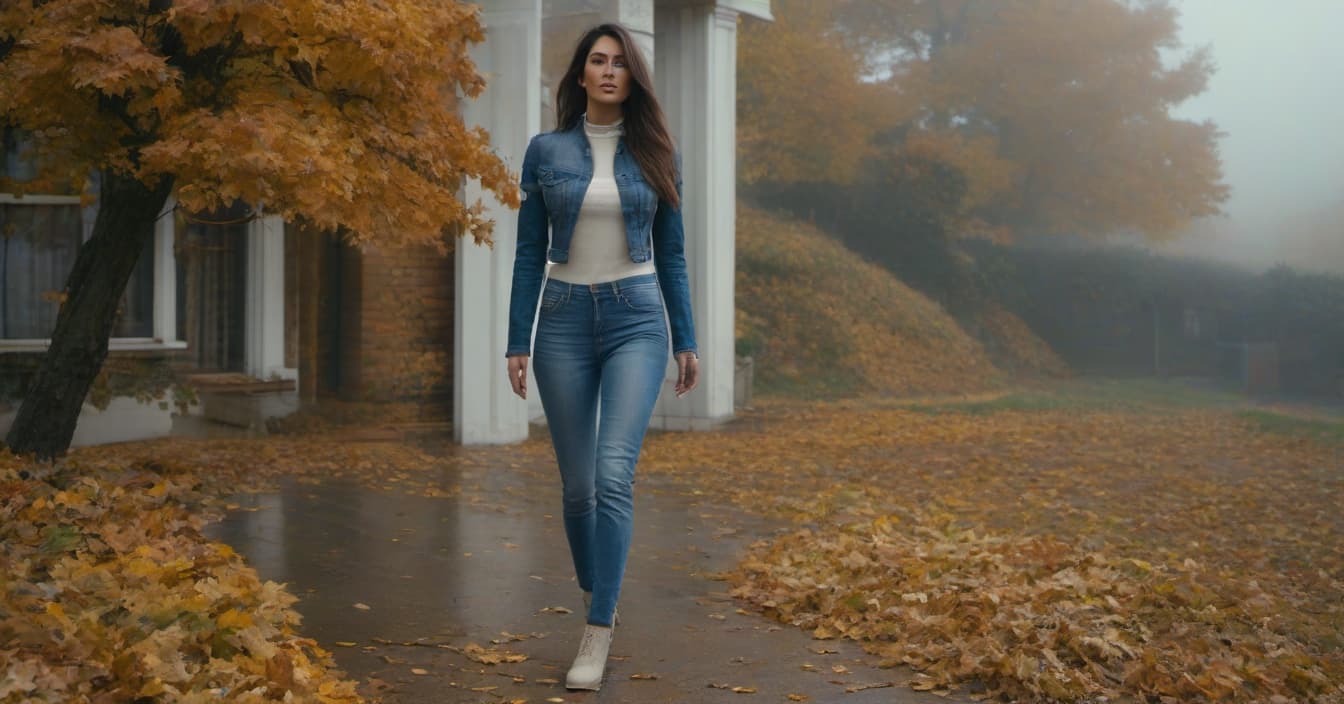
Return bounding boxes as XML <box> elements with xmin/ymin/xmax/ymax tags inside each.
<box><xmin>343</xmin><ymin>243</ymin><xmax>455</xmax><ymax>406</ymax></box>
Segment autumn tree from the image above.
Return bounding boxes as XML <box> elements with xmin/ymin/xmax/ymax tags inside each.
<box><xmin>736</xmin><ymin>0</ymin><xmax>895</xmax><ymax>188</ymax></box>
<box><xmin>740</xmin><ymin>0</ymin><xmax>1227</xmax><ymax>241</ymax></box>
<box><xmin>0</xmin><ymin>0</ymin><xmax>516</xmax><ymax>460</ymax></box>
<box><xmin>837</xmin><ymin>0</ymin><xmax>1228</xmax><ymax>239</ymax></box>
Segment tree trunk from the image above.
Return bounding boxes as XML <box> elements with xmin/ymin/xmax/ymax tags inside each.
<box><xmin>4</xmin><ymin>170</ymin><xmax>173</xmax><ymax>460</ymax></box>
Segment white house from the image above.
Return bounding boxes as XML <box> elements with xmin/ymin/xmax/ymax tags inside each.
<box><xmin>0</xmin><ymin>0</ymin><xmax>770</xmax><ymax>446</ymax></box>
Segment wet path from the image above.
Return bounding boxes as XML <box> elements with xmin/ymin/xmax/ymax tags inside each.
<box><xmin>206</xmin><ymin>453</ymin><xmax>968</xmax><ymax>703</ymax></box>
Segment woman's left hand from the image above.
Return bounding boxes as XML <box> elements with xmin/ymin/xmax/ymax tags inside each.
<box><xmin>675</xmin><ymin>351</ymin><xmax>699</xmax><ymax>398</ymax></box>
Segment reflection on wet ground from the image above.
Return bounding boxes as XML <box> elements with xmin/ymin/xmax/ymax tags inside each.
<box><xmin>206</xmin><ymin>451</ymin><xmax>964</xmax><ymax>703</ymax></box>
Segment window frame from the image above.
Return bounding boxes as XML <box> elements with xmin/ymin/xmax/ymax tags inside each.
<box><xmin>0</xmin><ymin>192</ymin><xmax>185</xmax><ymax>353</ymax></box>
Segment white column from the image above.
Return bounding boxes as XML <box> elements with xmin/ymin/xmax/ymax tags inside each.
<box><xmin>245</xmin><ymin>214</ymin><xmax>294</xmax><ymax>380</ymax></box>
<box><xmin>152</xmin><ymin>197</ymin><xmax>177</xmax><ymax>344</ymax></box>
<box><xmin>455</xmin><ymin>0</ymin><xmax>542</xmax><ymax>444</ymax></box>
<box><xmin>612</xmin><ymin>0</ymin><xmax>656</xmax><ymax>62</ymax></box>
<box><xmin>651</xmin><ymin>2</ymin><xmax>739</xmax><ymax>430</ymax></box>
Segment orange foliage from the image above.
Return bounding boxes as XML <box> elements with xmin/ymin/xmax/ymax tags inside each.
<box><xmin>736</xmin><ymin>0</ymin><xmax>897</xmax><ymax>186</ymax></box>
<box><xmin>893</xmin><ymin>0</ymin><xmax>1228</xmax><ymax>238</ymax></box>
<box><xmin>0</xmin><ymin>0</ymin><xmax>514</xmax><ymax>249</ymax></box>
<box><xmin>743</xmin><ymin>0</ymin><xmax>1229</xmax><ymax>240</ymax></box>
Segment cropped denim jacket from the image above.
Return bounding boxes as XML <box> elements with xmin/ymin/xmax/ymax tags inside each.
<box><xmin>506</xmin><ymin>121</ymin><xmax>698</xmax><ymax>358</ymax></box>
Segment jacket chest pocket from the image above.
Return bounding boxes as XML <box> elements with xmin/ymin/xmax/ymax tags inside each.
<box><xmin>617</xmin><ymin>173</ymin><xmax>657</xmax><ymax>223</ymax></box>
<box><xmin>538</xmin><ymin>167</ymin><xmax>582</xmax><ymax>213</ymax></box>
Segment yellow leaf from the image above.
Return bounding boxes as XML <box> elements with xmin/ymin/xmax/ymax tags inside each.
<box><xmin>216</xmin><ymin>608</ymin><xmax>253</xmax><ymax>630</ymax></box>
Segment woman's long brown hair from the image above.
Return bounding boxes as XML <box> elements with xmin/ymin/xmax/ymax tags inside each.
<box><xmin>555</xmin><ymin>24</ymin><xmax>680</xmax><ymax>209</ymax></box>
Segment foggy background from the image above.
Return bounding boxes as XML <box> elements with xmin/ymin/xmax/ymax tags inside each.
<box><xmin>1163</xmin><ymin>0</ymin><xmax>1344</xmax><ymax>273</ymax></box>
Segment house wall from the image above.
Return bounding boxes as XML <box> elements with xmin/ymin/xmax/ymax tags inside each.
<box><xmin>344</xmin><ymin>244</ymin><xmax>456</xmax><ymax>405</ymax></box>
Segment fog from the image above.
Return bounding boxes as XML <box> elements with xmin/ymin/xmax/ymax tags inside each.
<box><xmin>1161</xmin><ymin>0</ymin><xmax>1344</xmax><ymax>273</ymax></box>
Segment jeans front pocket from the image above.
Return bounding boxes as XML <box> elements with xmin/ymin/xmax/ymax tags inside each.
<box><xmin>539</xmin><ymin>283</ymin><xmax>569</xmax><ymax>314</ymax></box>
<box><xmin>616</xmin><ymin>282</ymin><xmax>664</xmax><ymax>314</ymax></box>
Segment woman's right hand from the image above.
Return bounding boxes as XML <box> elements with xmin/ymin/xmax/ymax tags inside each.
<box><xmin>507</xmin><ymin>354</ymin><xmax>530</xmax><ymax>399</ymax></box>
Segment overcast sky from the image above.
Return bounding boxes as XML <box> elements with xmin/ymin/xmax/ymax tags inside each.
<box><xmin>1164</xmin><ymin>0</ymin><xmax>1344</xmax><ymax>272</ymax></box>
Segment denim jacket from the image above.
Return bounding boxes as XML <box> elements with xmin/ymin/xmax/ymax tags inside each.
<box><xmin>506</xmin><ymin>121</ymin><xmax>698</xmax><ymax>357</ymax></box>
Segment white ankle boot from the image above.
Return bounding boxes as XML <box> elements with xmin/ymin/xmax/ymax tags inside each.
<box><xmin>582</xmin><ymin>591</ymin><xmax>620</xmax><ymax>625</ymax></box>
<box><xmin>565</xmin><ymin>624</ymin><xmax>614</xmax><ymax>690</ymax></box>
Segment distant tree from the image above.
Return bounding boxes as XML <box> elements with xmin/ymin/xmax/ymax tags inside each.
<box><xmin>835</xmin><ymin>0</ymin><xmax>1228</xmax><ymax>239</ymax></box>
<box><xmin>0</xmin><ymin>0</ymin><xmax>515</xmax><ymax>459</ymax></box>
<box><xmin>736</xmin><ymin>0</ymin><xmax>895</xmax><ymax>187</ymax></box>
<box><xmin>740</xmin><ymin>0</ymin><xmax>1227</xmax><ymax>241</ymax></box>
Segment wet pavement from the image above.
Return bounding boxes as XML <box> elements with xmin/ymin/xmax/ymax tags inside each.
<box><xmin>205</xmin><ymin>447</ymin><xmax>971</xmax><ymax>703</ymax></box>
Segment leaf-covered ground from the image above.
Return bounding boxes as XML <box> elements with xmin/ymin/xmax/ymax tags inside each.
<box><xmin>0</xmin><ymin>435</ymin><xmax>514</xmax><ymax>702</ymax></box>
<box><xmin>0</xmin><ymin>451</ymin><xmax>365</xmax><ymax>702</ymax></box>
<box><xmin>638</xmin><ymin>382</ymin><xmax>1344</xmax><ymax>702</ymax></box>
<box><xmin>4</xmin><ymin>380</ymin><xmax>1340</xmax><ymax>702</ymax></box>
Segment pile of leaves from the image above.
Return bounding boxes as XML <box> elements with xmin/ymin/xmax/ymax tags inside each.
<box><xmin>736</xmin><ymin>206</ymin><xmax>1004</xmax><ymax>396</ymax></box>
<box><xmin>639</xmin><ymin>396</ymin><xmax>1344</xmax><ymax>702</ymax></box>
<box><xmin>0</xmin><ymin>451</ymin><xmax>362</xmax><ymax>702</ymax></box>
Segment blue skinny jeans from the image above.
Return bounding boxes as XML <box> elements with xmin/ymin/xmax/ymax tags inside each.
<box><xmin>531</xmin><ymin>274</ymin><xmax>668</xmax><ymax>627</ymax></box>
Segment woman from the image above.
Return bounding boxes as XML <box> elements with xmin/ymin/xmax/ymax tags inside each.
<box><xmin>504</xmin><ymin>23</ymin><xmax>699</xmax><ymax>691</ymax></box>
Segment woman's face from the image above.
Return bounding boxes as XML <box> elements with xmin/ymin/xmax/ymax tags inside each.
<box><xmin>579</xmin><ymin>35</ymin><xmax>632</xmax><ymax>107</ymax></box>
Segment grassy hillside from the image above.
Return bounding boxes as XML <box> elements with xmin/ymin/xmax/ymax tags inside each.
<box><xmin>973</xmin><ymin>302</ymin><xmax>1072</xmax><ymax>379</ymax></box>
<box><xmin>736</xmin><ymin>206</ymin><xmax>1005</xmax><ymax>397</ymax></box>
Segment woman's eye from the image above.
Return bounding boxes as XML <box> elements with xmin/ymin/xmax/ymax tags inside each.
<box><xmin>613</xmin><ymin>60</ymin><xmax>626</xmax><ymax>68</ymax></box>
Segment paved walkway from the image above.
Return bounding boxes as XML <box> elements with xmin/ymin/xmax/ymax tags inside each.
<box><xmin>206</xmin><ymin>446</ymin><xmax>970</xmax><ymax>703</ymax></box>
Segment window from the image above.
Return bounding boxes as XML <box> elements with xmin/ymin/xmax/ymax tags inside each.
<box><xmin>0</xmin><ymin>201</ymin><xmax>83</xmax><ymax>338</ymax></box>
<box><xmin>176</xmin><ymin>204</ymin><xmax>250</xmax><ymax>371</ymax></box>
<box><xmin>1</xmin><ymin>128</ymin><xmax>157</xmax><ymax>342</ymax></box>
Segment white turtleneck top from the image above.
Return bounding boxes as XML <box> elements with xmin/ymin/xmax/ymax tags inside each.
<box><xmin>547</xmin><ymin>117</ymin><xmax>657</xmax><ymax>285</ymax></box>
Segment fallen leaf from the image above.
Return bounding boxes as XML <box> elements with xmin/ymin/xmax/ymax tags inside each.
<box><xmin>462</xmin><ymin>643</ymin><xmax>528</xmax><ymax>665</ymax></box>
<box><xmin>410</xmin><ymin>668</ymin><xmax>429</xmax><ymax>676</ymax></box>
<box><xmin>352</xmin><ymin>603</ymin><xmax>371</xmax><ymax>611</ymax></box>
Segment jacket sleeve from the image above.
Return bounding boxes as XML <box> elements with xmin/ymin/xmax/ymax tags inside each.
<box><xmin>652</xmin><ymin>151</ymin><xmax>698</xmax><ymax>357</ymax></box>
<box><xmin>505</xmin><ymin>136</ymin><xmax>548</xmax><ymax>357</ymax></box>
